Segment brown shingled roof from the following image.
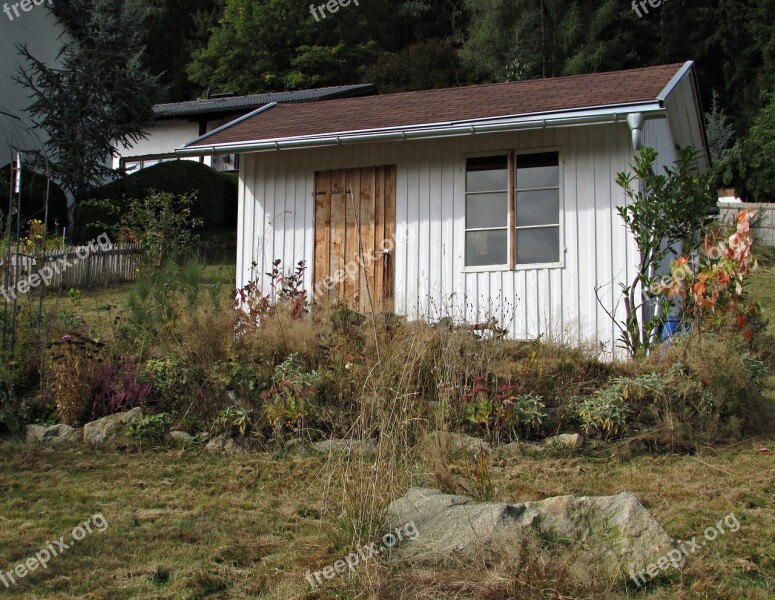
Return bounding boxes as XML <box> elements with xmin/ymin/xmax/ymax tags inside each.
<box><xmin>188</xmin><ymin>63</ymin><xmax>686</xmax><ymax>148</ymax></box>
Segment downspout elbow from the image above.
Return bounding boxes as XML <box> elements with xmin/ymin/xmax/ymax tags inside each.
<box><xmin>627</xmin><ymin>113</ymin><xmax>645</xmax><ymax>151</ymax></box>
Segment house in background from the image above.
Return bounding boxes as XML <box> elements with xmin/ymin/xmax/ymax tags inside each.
<box><xmin>178</xmin><ymin>62</ymin><xmax>708</xmax><ymax>355</ymax></box>
<box><xmin>114</xmin><ymin>84</ymin><xmax>377</xmax><ymax>174</ymax></box>
<box><xmin>0</xmin><ymin>7</ymin><xmax>63</xmax><ymax>169</ymax></box>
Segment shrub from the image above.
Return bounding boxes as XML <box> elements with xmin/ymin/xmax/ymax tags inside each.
<box><xmin>745</xmin><ymin>92</ymin><xmax>775</xmax><ymax>202</ymax></box>
<box><xmin>128</xmin><ymin>412</ymin><xmax>169</xmax><ymax>446</ymax></box>
<box><xmin>78</xmin><ymin>160</ymin><xmax>237</xmax><ymax>241</ymax></box>
<box><xmin>454</xmin><ymin>379</ymin><xmax>547</xmax><ymax>443</ymax></box>
<box><xmin>213</xmin><ymin>406</ymin><xmax>253</xmax><ymax>438</ymax></box>
<box><xmin>45</xmin><ymin>335</ymin><xmax>103</xmax><ymax>426</ymax></box>
<box><xmin>235</xmin><ymin>259</ymin><xmax>309</xmax><ymax>335</ymax></box>
<box><xmin>90</xmin><ymin>356</ymin><xmax>152</xmax><ymax>420</ymax></box>
<box><xmin>261</xmin><ymin>353</ymin><xmax>319</xmax><ymax>440</ymax></box>
<box><xmin>575</xmin><ymin>380</ymin><xmax>634</xmax><ymax>439</ymax></box>
<box><xmin>142</xmin><ymin>357</ymin><xmax>191</xmax><ymax>408</ymax></box>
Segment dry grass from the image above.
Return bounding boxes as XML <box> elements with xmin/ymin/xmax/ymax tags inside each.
<box><xmin>2</xmin><ymin>255</ymin><xmax>774</xmax><ymax>598</ymax></box>
<box><xmin>0</xmin><ymin>434</ymin><xmax>772</xmax><ymax>599</ymax></box>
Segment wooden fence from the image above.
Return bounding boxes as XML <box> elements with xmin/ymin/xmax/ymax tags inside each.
<box><xmin>0</xmin><ymin>243</ymin><xmax>143</xmax><ymax>291</ymax></box>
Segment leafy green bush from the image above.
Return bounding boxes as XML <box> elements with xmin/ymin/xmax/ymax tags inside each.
<box><xmin>142</xmin><ymin>357</ymin><xmax>191</xmax><ymax>407</ymax></box>
<box><xmin>128</xmin><ymin>412</ymin><xmax>169</xmax><ymax>446</ymax></box>
<box><xmin>576</xmin><ymin>387</ymin><xmax>630</xmax><ymax>439</ymax></box>
<box><xmin>261</xmin><ymin>354</ymin><xmax>319</xmax><ymax>440</ymax></box>
<box><xmin>213</xmin><ymin>406</ymin><xmax>253</xmax><ymax>437</ymax></box>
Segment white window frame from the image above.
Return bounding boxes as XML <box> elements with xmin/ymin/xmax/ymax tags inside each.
<box><xmin>462</xmin><ymin>146</ymin><xmax>565</xmax><ymax>273</ymax></box>
<box><xmin>463</xmin><ymin>153</ymin><xmax>510</xmax><ymax>270</ymax></box>
<box><xmin>514</xmin><ymin>148</ymin><xmax>564</xmax><ymax>271</ymax></box>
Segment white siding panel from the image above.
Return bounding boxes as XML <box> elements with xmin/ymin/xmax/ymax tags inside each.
<box><xmin>237</xmin><ymin>123</ymin><xmax>641</xmax><ymax>354</ymax></box>
<box><xmin>664</xmin><ymin>75</ymin><xmax>707</xmax><ymax>167</ymax></box>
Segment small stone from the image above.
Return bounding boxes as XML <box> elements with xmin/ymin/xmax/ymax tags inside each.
<box><xmin>41</xmin><ymin>424</ymin><xmax>80</xmax><ymax>446</ymax></box>
<box><xmin>168</xmin><ymin>431</ymin><xmax>194</xmax><ymax>444</ymax></box>
<box><xmin>545</xmin><ymin>433</ymin><xmax>584</xmax><ymax>450</ymax></box>
<box><xmin>420</xmin><ymin>431</ymin><xmax>491</xmax><ymax>455</ymax></box>
<box><xmin>205</xmin><ymin>433</ymin><xmax>244</xmax><ymax>453</ymax></box>
<box><xmin>25</xmin><ymin>424</ymin><xmax>46</xmax><ymax>443</ymax></box>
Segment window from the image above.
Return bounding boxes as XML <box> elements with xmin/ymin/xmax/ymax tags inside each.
<box><xmin>464</xmin><ymin>150</ymin><xmax>562</xmax><ymax>268</ymax></box>
<box><xmin>120</xmin><ymin>155</ymin><xmax>180</xmax><ymax>173</ymax></box>
<box><xmin>515</xmin><ymin>152</ymin><xmax>560</xmax><ymax>265</ymax></box>
<box><xmin>465</xmin><ymin>155</ymin><xmax>509</xmax><ymax>267</ymax></box>
<box><xmin>124</xmin><ymin>161</ymin><xmax>141</xmax><ymax>174</ymax></box>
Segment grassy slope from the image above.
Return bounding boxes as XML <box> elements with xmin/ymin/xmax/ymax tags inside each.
<box><xmin>0</xmin><ymin>263</ymin><xmax>773</xmax><ymax>599</ymax></box>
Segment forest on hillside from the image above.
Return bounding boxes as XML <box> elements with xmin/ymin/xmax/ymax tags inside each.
<box><xmin>43</xmin><ymin>0</ymin><xmax>775</xmax><ymax>201</ymax></box>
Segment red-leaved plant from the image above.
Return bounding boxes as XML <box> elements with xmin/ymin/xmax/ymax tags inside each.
<box><xmin>662</xmin><ymin>209</ymin><xmax>758</xmax><ymax>340</ymax></box>
<box><xmin>90</xmin><ymin>356</ymin><xmax>152</xmax><ymax>420</ymax></box>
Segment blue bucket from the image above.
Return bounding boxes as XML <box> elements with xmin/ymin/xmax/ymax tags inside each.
<box><xmin>661</xmin><ymin>316</ymin><xmax>684</xmax><ymax>340</ymax></box>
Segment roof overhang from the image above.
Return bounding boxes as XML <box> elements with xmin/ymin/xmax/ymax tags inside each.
<box><xmin>176</xmin><ymin>101</ymin><xmax>667</xmax><ymax>157</ymax></box>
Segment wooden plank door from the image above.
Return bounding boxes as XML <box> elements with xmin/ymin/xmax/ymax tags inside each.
<box><xmin>313</xmin><ymin>165</ymin><xmax>396</xmax><ymax>313</ymax></box>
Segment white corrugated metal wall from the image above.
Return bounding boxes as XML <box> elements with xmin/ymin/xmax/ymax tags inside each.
<box><xmin>237</xmin><ymin>122</ymin><xmax>656</xmax><ymax>355</ymax></box>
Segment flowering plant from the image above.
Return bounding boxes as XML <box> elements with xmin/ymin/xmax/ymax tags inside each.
<box><xmin>662</xmin><ymin>209</ymin><xmax>757</xmax><ymax>340</ymax></box>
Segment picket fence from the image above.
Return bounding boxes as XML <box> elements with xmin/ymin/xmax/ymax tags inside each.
<box><xmin>0</xmin><ymin>243</ymin><xmax>143</xmax><ymax>290</ymax></box>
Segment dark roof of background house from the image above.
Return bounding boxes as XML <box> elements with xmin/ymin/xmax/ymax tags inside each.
<box><xmin>154</xmin><ymin>84</ymin><xmax>377</xmax><ymax>120</ymax></box>
<box><xmin>186</xmin><ymin>63</ymin><xmax>687</xmax><ymax>148</ymax></box>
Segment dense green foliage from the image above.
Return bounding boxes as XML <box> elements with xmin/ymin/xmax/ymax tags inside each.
<box><xmin>78</xmin><ymin>161</ymin><xmax>237</xmax><ymax>241</ymax></box>
<box><xmin>177</xmin><ymin>0</ymin><xmax>774</xmax><ymax>199</ymax></box>
<box><xmin>745</xmin><ymin>92</ymin><xmax>775</xmax><ymax>202</ymax></box>
<box><xmin>132</xmin><ymin>0</ymin><xmax>227</xmax><ymax>102</ymax></box>
<box><xmin>0</xmin><ymin>168</ymin><xmax>68</xmax><ymax>229</ymax></box>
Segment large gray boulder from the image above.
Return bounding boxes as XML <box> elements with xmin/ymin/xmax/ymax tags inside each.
<box><xmin>83</xmin><ymin>408</ymin><xmax>143</xmax><ymax>446</ymax></box>
<box><xmin>386</xmin><ymin>487</ymin><xmax>676</xmax><ymax>582</ymax></box>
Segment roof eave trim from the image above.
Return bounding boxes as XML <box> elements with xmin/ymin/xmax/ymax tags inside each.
<box><xmin>176</xmin><ymin>102</ymin><xmax>665</xmax><ymax>156</ymax></box>
<box><xmin>657</xmin><ymin>61</ymin><xmax>695</xmax><ymax>104</ymax></box>
<box><xmin>182</xmin><ymin>102</ymin><xmax>277</xmax><ymax>147</ymax></box>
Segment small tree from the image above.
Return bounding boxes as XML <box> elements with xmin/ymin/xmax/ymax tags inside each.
<box><xmin>15</xmin><ymin>0</ymin><xmax>159</xmax><ymax>230</ymax></box>
<box><xmin>118</xmin><ymin>191</ymin><xmax>204</xmax><ymax>268</ymax></box>
<box><xmin>613</xmin><ymin>146</ymin><xmax>717</xmax><ymax>356</ymax></box>
<box><xmin>84</xmin><ymin>191</ymin><xmax>203</xmax><ymax>269</ymax></box>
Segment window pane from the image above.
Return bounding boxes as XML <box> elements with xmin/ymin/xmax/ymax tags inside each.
<box><xmin>466</xmin><ymin>229</ymin><xmax>507</xmax><ymax>267</ymax></box>
<box><xmin>517</xmin><ymin>165</ymin><xmax>559</xmax><ymax>189</ymax></box>
<box><xmin>466</xmin><ymin>192</ymin><xmax>507</xmax><ymax>229</ymax></box>
<box><xmin>516</xmin><ymin>189</ymin><xmax>560</xmax><ymax>227</ymax></box>
<box><xmin>516</xmin><ymin>227</ymin><xmax>560</xmax><ymax>264</ymax></box>
<box><xmin>517</xmin><ymin>152</ymin><xmax>559</xmax><ymax>169</ymax></box>
<box><xmin>517</xmin><ymin>152</ymin><xmax>559</xmax><ymax>189</ymax></box>
<box><xmin>467</xmin><ymin>156</ymin><xmax>508</xmax><ymax>192</ymax></box>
